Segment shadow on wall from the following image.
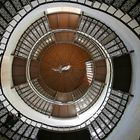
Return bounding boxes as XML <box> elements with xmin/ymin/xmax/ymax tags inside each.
<box><xmin>0</xmin><ymin>134</ymin><xmax>8</xmax><ymax>140</ymax></box>
<box><xmin>36</xmin><ymin>128</ymin><xmax>91</xmax><ymax>140</ymax></box>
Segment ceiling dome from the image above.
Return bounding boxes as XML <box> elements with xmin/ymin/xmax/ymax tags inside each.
<box><xmin>12</xmin><ymin>12</ymin><xmax>108</xmax><ymax>118</ymax></box>
<box><xmin>39</xmin><ymin>43</ymin><xmax>91</xmax><ymax>93</ymax></box>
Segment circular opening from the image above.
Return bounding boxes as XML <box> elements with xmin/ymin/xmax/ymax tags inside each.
<box><xmin>38</xmin><ymin>43</ymin><xmax>92</xmax><ymax>93</ymax></box>
<box><xmin>12</xmin><ymin>13</ymin><xmax>109</xmax><ymax>117</ymax></box>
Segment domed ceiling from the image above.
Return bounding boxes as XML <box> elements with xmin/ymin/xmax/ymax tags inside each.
<box><xmin>12</xmin><ymin>12</ymin><xmax>107</xmax><ymax>118</ymax></box>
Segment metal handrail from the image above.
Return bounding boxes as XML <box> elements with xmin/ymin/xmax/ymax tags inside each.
<box><xmin>25</xmin><ymin>29</ymin><xmax>107</xmax><ymax>104</ymax></box>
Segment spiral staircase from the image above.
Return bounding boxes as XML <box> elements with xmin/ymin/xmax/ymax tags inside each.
<box><xmin>0</xmin><ymin>0</ymin><xmax>139</xmax><ymax>140</ymax></box>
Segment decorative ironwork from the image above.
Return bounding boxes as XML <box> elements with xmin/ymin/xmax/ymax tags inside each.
<box><xmin>4</xmin><ymin>1</ymin><xmax>17</xmax><ymax>17</ymax></box>
<box><xmin>0</xmin><ymin>7</ymin><xmax>12</xmax><ymax>22</ymax></box>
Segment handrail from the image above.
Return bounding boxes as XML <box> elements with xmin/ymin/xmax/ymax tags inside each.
<box><xmin>25</xmin><ymin>29</ymin><xmax>106</xmax><ymax>102</ymax></box>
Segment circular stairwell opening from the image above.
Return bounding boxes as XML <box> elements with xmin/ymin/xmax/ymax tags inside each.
<box><xmin>38</xmin><ymin>43</ymin><xmax>92</xmax><ymax>93</ymax></box>
<box><xmin>12</xmin><ymin>12</ymin><xmax>108</xmax><ymax>118</ymax></box>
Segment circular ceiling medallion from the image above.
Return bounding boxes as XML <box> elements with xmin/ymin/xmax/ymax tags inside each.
<box><xmin>39</xmin><ymin>43</ymin><xmax>92</xmax><ymax>93</ymax></box>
